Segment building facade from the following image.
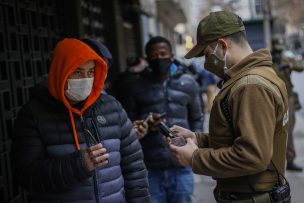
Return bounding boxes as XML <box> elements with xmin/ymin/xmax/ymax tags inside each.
<box><xmin>0</xmin><ymin>0</ymin><xmax>188</xmax><ymax>202</ymax></box>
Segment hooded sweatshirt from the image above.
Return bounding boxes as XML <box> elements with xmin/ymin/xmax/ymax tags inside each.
<box><xmin>48</xmin><ymin>38</ymin><xmax>107</xmax><ymax>150</ymax></box>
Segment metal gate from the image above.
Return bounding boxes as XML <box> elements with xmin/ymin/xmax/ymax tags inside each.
<box><xmin>0</xmin><ymin>0</ymin><xmax>140</xmax><ymax>202</ymax></box>
<box><xmin>0</xmin><ymin>0</ymin><xmax>64</xmax><ymax>202</ymax></box>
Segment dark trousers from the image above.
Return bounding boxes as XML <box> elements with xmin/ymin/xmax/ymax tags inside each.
<box><xmin>287</xmin><ymin>96</ymin><xmax>296</xmax><ymax>162</ymax></box>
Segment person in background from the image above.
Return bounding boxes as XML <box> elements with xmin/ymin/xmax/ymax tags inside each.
<box><xmin>116</xmin><ymin>36</ymin><xmax>204</xmax><ymax>203</ymax></box>
<box><xmin>12</xmin><ymin>38</ymin><xmax>150</xmax><ymax>203</ymax></box>
<box><xmin>110</xmin><ymin>56</ymin><xmax>148</xmax><ymax>102</ymax></box>
<box><xmin>189</xmin><ymin>59</ymin><xmax>218</xmax><ymax>113</ymax></box>
<box><xmin>126</xmin><ymin>56</ymin><xmax>148</xmax><ymax>73</ymax></box>
<box><xmin>170</xmin><ymin>11</ymin><xmax>289</xmax><ymax>203</ymax></box>
<box><xmin>272</xmin><ymin>35</ymin><xmax>304</xmax><ymax>172</ymax></box>
<box><xmin>81</xmin><ymin>39</ymin><xmax>113</xmax><ymax>94</ymax></box>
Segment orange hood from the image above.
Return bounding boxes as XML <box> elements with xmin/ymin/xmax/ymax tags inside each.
<box><xmin>48</xmin><ymin>38</ymin><xmax>107</xmax><ymax>114</ymax></box>
<box><xmin>48</xmin><ymin>38</ymin><xmax>108</xmax><ymax>150</ymax></box>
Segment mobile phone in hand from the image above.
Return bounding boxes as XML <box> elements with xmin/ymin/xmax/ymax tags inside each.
<box><xmin>158</xmin><ymin>121</ymin><xmax>176</xmax><ymax>138</ymax></box>
<box><xmin>158</xmin><ymin>122</ymin><xmax>186</xmax><ymax>146</ymax></box>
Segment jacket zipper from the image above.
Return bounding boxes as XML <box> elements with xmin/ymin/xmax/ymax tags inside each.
<box><xmin>164</xmin><ymin>80</ymin><xmax>169</xmax><ymax>117</ymax></box>
<box><xmin>80</xmin><ymin>115</ymin><xmax>100</xmax><ymax>203</ymax></box>
<box><xmin>93</xmin><ymin>173</ymin><xmax>100</xmax><ymax>203</ymax></box>
<box><xmin>91</xmin><ymin>118</ymin><xmax>102</xmax><ymax>143</ymax></box>
<box><xmin>91</xmin><ymin>117</ymin><xmax>102</xmax><ymax>203</ymax></box>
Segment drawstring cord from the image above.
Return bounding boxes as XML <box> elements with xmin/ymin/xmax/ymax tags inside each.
<box><xmin>69</xmin><ymin>110</ymin><xmax>81</xmax><ymax>151</ymax></box>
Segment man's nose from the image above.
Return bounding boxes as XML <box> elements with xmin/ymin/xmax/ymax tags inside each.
<box><xmin>82</xmin><ymin>72</ymin><xmax>90</xmax><ymax>78</ymax></box>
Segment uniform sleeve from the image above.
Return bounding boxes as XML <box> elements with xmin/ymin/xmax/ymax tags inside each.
<box><xmin>117</xmin><ymin>101</ymin><xmax>150</xmax><ymax>203</ymax></box>
<box><xmin>191</xmin><ymin>84</ymin><xmax>283</xmax><ymax>178</ymax></box>
<box><xmin>11</xmin><ymin>104</ymin><xmax>93</xmax><ymax>194</ymax></box>
<box><xmin>195</xmin><ymin>132</ymin><xmax>209</xmax><ymax>148</ymax></box>
<box><xmin>187</xmin><ymin>78</ymin><xmax>204</xmax><ymax>131</ymax></box>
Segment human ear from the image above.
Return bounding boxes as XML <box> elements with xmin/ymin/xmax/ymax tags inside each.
<box><xmin>218</xmin><ymin>38</ymin><xmax>228</xmax><ymax>56</ymax></box>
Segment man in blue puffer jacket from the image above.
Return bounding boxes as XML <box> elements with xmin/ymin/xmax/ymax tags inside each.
<box><xmin>115</xmin><ymin>36</ymin><xmax>204</xmax><ymax>203</ymax></box>
<box><xmin>11</xmin><ymin>38</ymin><xmax>150</xmax><ymax>203</ymax></box>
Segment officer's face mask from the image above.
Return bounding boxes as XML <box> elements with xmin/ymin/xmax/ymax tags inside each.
<box><xmin>204</xmin><ymin>43</ymin><xmax>228</xmax><ymax>79</ymax></box>
<box><xmin>65</xmin><ymin>78</ymin><xmax>94</xmax><ymax>102</ymax></box>
<box><xmin>149</xmin><ymin>58</ymin><xmax>172</xmax><ymax>75</ymax></box>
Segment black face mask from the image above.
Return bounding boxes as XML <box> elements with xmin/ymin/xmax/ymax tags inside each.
<box><xmin>149</xmin><ymin>58</ymin><xmax>172</xmax><ymax>75</ymax></box>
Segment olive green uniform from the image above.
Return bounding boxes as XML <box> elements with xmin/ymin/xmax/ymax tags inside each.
<box><xmin>273</xmin><ymin>53</ymin><xmax>304</xmax><ymax>162</ymax></box>
<box><xmin>192</xmin><ymin>50</ymin><xmax>288</xmax><ymax>202</ymax></box>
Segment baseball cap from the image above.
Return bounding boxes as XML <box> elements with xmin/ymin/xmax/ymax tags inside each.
<box><xmin>185</xmin><ymin>11</ymin><xmax>245</xmax><ymax>59</ymax></box>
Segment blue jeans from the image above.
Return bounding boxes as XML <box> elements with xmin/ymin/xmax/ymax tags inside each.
<box><xmin>148</xmin><ymin>167</ymin><xmax>194</xmax><ymax>203</ymax></box>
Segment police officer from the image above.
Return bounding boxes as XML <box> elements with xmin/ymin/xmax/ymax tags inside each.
<box><xmin>169</xmin><ymin>11</ymin><xmax>290</xmax><ymax>203</ymax></box>
<box><xmin>272</xmin><ymin>35</ymin><xmax>304</xmax><ymax>172</ymax></box>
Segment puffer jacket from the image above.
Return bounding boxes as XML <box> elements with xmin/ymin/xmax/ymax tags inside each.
<box><xmin>117</xmin><ymin>66</ymin><xmax>204</xmax><ymax>169</ymax></box>
<box><xmin>12</xmin><ymin>85</ymin><xmax>149</xmax><ymax>203</ymax></box>
<box><xmin>11</xmin><ymin>38</ymin><xmax>150</xmax><ymax>203</ymax></box>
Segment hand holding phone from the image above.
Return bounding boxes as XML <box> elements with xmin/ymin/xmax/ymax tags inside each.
<box><xmin>146</xmin><ymin>112</ymin><xmax>166</xmax><ymax>131</ymax></box>
<box><xmin>83</xmin><ymin>143</ymin><xmax>109</xmax><ymax>171</ymax></box>
<box><xmin>151</xmin><ymin>112</ymin><xmax>166</xmax><ymax>122</ymax></box>
<box><xmin>158</xmin><ymin>122</ymin><xmax>186</xmax><ymax>146</ymax></box>
<box><xmin>133</xmin><ymin>120</ymin><xmax>149</xmax><ymax>140</ymax></box>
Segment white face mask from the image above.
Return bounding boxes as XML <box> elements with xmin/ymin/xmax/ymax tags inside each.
<box><xmin>65</xmin><ymin>78</ymin><xmax>94</xmax><ymax>102</ymax></box>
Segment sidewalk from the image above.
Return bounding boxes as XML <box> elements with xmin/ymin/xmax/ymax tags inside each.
<box><xmin>193</xmin><ymin>111</ymin><xmax>304</xmax><ymax>203</ymax></box>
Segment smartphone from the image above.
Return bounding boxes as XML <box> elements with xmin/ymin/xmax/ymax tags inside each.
<box><xmin>158</xmin><ymin>122</ymin><xmax>176</xmax><ymax>138</ymax></box>
<box><xmin>158</xmin><ymin>122</ymin><xmax>186</xmax><ymax>146</ymax></box>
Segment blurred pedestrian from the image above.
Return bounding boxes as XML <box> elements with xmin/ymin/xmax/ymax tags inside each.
<box><xmin>191</xmin><ymin>59</ymin><xmax>219</xmax><ymax>114</ymax></box>
<box><xmin>126</xmin><ymin>56</ymin><xmax>148</xmax><ymax>73</ymax></box>
<box><xmin>12</xmin><ymin>38</ymin><xmax>150</xmax><ymax>203</ymax></box>
<box><xmin>116</xmin><ymin>36</ymin><xmax>204</xmax><ymax>203</ymax></box>
<box><xmin>111</xmin><ymin>56</ymin><xmax>148</xmax><ymax>101</ymax></box>
<box><xmin>272</xmin><ymin>35</ymin><xmax>304</xmax><ymax>172</ymax></box>
<box><xmin>81</xmin><ymin>38</ymin><xmax>113</xmax><ymax>94</ymax></box>
<box><xmin>169</xmin><ymin>11</ymin><xmax>290</xmax><ymax>203</ymax></box>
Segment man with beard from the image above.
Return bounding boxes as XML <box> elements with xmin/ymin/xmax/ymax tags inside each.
<box><xmin>116</xmin><ymin>36</ymin><xmax>204</xmax><ymax>203</ymax></box>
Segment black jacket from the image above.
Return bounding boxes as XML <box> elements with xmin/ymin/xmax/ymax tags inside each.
<box><xmin>116</xmin><ymin>67</ymin><xmax>204</xmax><ymax>169</ymax></box>
<box><xmin>12</xmin><ymin>85</ymin><xmax>150</xmax><ymax>203</ymax></box>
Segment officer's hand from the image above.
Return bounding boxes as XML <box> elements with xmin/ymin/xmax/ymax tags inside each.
<box><xmin>170</xmin><ymin>138</ymin><xmax>198</xmax><ymax>166</ymax></box>
<box><xmin>83</xmin><ymin>143</ymin><xmax>109</xmax><ymax>171</ymax></box>
<box><xmin>170</xmin><ymin>125</ymin><xmax>197</xmax><ymax>145</ymax></box>
<box><xmin>133</xmin><ymin>120</ymin><xmax>149</xmax><ymax>139</ymax></box>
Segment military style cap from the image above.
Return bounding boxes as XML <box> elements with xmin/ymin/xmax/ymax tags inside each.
<box><xmin>271</xmin><ymin>35</ymin><xmax>285</xmax><ymax>52</ymax></box>
<box><xmin>185</xmin><ymin>11</ymin><xmax>245</xmax><ymax>59</ymax></box>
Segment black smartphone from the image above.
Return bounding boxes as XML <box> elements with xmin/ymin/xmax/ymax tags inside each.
<box><xmin>158</xmin><ymin>122</ymin><xmax>186</xmax><ymax>146</ymax></box>
<box><xmin>158</xmin><ymin>122</ymin><xmax>176</xmax><ymax>138</ymax></box>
